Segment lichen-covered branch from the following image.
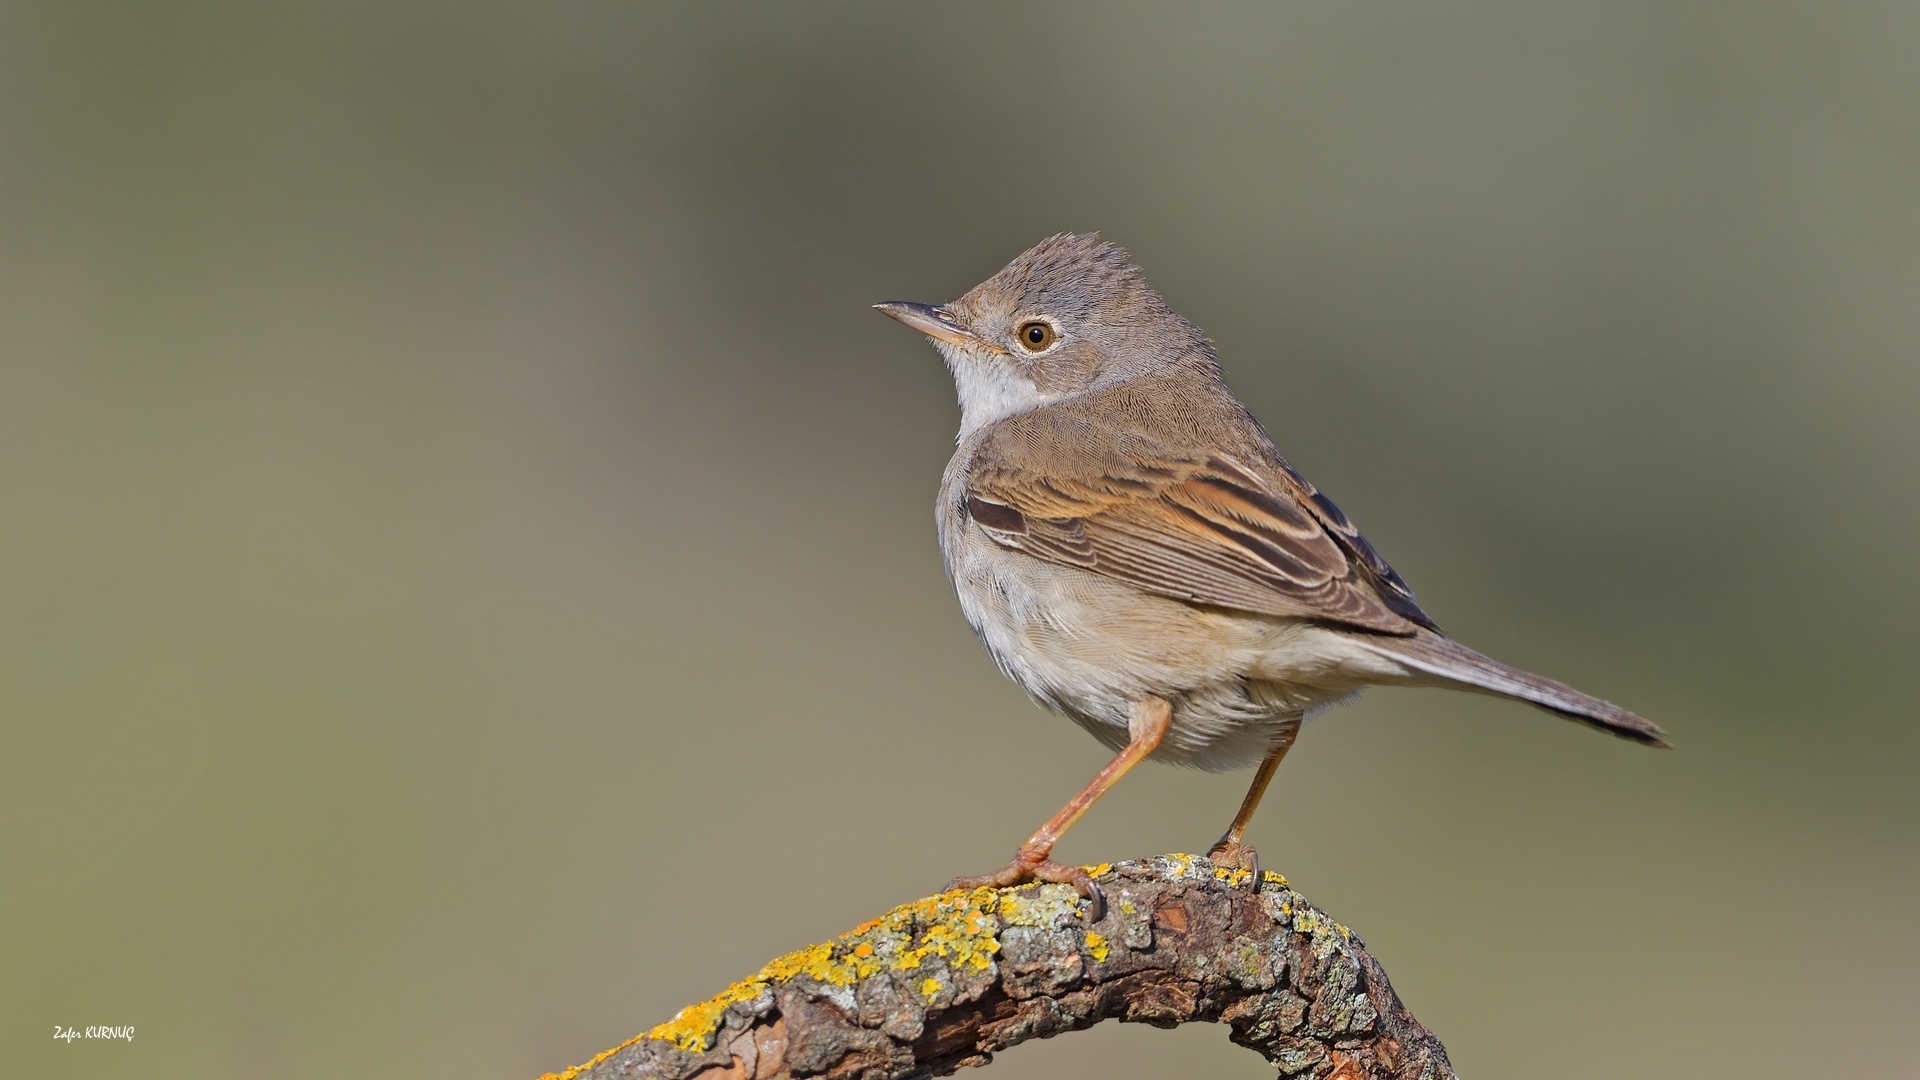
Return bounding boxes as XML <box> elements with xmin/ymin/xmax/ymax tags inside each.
<box><xmin>541</xmin><ymin>855</ymin><xmax>1455</xmax><ymax>1080</ymax></box>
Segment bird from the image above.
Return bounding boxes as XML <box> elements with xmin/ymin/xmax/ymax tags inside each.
<box><xmin>875</xmin><ymin>233</ymin><xmax>1664</xmax><ymax>915</ymax></box>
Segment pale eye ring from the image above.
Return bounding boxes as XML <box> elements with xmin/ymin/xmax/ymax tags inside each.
<box><xmin>1016</xmin><ymin>320</ymin><xmax>1056</xmax><ymax>352</ymax></box>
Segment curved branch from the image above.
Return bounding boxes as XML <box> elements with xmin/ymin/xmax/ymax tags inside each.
<box><xmin>541</xmin><ymin>855</ymin><xmax>1455</xmax><ymax>1080</ymax></box>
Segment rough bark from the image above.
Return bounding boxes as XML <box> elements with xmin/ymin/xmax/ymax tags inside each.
<box><xmin>541</xmin><ymin>855</ymin><xmax>1454</xmax><ymax>1080</ymax></box>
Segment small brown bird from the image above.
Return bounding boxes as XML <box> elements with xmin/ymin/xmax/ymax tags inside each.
<box><xmin>877</xmin><ymin>234</ymin><xmax>1663</xmax><ymax>913</ymax></box>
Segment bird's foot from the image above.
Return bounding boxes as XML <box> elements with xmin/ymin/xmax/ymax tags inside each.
<box><xmin>1207</xmin><ymin>836</ymin><xmax>1260</xmax><ymax>885</ymax></box>
<box><xmin>948</xmin><ymin>847</ymin><xmax>1103</xmax><ymax>920</ymax></box>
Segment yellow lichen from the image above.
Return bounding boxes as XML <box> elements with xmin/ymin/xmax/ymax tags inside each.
<box><xmin>1084</xmin><ymin>932</ymin><xmax>1110</xmax><ymax>963</ymax></box>
<box><xmin>621</xmin><ymin>886</ymin><xmax>1003</xmax><ymax>1056</ymax></box>
<box><xmin>1262</xmin><ymin>870</ymin><xmax>1289</xmax><ymax>888</ymax></box>
<box><xmin>920</xmin><ymin>977</ymin><xmax>942</xmax><ymax>1000</ymax></box>
<box><xmin>1229</xmin><ymin>939</ymin><xmax>1265</xmax><ymax>982</ymax></box>
<box><xmin>642</xmin><ymin>943</ymin><xmax>835</xmax><ymax>1053</ymax></box>
<box><xmin>538</xmin><ymin>1033</ymin><xmax>646</xmax><ymax>1080</ymax></box>
<box><xmin>1212</xmin><ymin>866</ymin><xmax>1253</xmax><ymax>887</ymax></box>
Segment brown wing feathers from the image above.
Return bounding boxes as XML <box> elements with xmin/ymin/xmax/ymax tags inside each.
<box><xmin>966</xmin><ymin>438</ymin><xmax>1433</xmax><ymax>635</ymax></box>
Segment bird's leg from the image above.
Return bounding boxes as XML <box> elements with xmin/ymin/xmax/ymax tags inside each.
<box><xmin>948</xmin><ymin>696</ymin><xmax>1172</xmax><ymax>919</ymax></box>
<box><xmin>1207</xmin><ymin>717</ymin><xmax>1301</xmax><ymax>882</ymax></box>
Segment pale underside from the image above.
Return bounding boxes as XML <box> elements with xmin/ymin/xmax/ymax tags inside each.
<box><xmin>938</xmin><ymin>468</ymin><xmax>1433</xmax><ymax>772</ymax></box>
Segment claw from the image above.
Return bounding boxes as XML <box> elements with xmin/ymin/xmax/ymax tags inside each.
<box><xmin>948</xmin><ymin>852</ymin><xmax>1104</xmax><ymax>921</ymax></box>
<box><xmin>1207</xmin><ymin>837</ymin><xmax>1260</xmax><ymax>886</ymax></box>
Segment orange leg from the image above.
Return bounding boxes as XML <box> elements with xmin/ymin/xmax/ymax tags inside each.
<box><xmin>1207</xmin><ymin>717</ymin><xmax>1301</xmax><ymax>881</ymax></box>
<box><xmin>949</xmin><ymin>696</ymin><xmax>1172</xmax><ymax>918</ymax></box>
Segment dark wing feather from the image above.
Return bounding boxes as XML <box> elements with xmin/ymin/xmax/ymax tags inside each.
<box><xmin>966</xmin><ymin>418</ymin><xmax>1436</xmax><ymax>635</ymax></box>
<box><xmin>1266</xmin><ymin>461</ymin><xmax>1440</xmax><ymax>631</ymax></box>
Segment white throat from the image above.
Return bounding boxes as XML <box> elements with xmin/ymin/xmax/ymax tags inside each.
<box><xmin>938</xmin><ymin>342</ymin><xmax>1053</xmax><ymax>438</ymax></box>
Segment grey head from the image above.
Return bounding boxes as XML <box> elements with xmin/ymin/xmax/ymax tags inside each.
<box><xmin>876</xmin><ymin>234</ymin><xmax>1218</xmax><ymax>436</ymax></box>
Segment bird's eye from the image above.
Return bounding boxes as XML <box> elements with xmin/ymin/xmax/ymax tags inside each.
<box><xmin>1017</xmin><ymin>321</ymin><xmax>1056</xmax><ymax>352</ymax></box>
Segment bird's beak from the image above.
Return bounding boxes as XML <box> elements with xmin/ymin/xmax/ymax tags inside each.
<box><xmin>873</xmin><ymin>301</ymin><xmax>986</xmax><ymax>348</ymax></box>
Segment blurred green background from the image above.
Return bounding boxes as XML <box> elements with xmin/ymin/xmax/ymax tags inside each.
<box><xmin>4</xmin><ymin>2</ymin><xmax>1917</xmax><ymax>1078</ymax></box>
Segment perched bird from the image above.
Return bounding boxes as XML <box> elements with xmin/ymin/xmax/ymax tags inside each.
<box><xmin>876</xmin><ymin>234</ymin><xmax>1664</xmax><ymax>913</ymax></box>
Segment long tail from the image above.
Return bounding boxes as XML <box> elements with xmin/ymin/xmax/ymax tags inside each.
<box><xmin>1354</xmin><ymin>631</ymin><xmax>1669</xmax><ymax>747</ymax></box>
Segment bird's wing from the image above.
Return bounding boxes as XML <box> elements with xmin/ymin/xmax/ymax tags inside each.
<box><xmin>965</xmin><ymin>410</ymin><xmax>1438</xmax><ymax>635</ymax></box>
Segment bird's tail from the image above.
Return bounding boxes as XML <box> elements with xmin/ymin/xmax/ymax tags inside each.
<box><xmin>1352</xmin><ymin>632</ymin><xmax>1669</xmax><ymax>747</ymax></box>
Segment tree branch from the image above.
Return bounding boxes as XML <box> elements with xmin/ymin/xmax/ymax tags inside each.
<box><xmin>541</xmin><ymin>855</ymin><xmax>1455</xmax><ymax>1080</ymax></box>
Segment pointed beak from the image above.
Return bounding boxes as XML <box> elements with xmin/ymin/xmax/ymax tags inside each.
<box><xmin>873</xmin><ymin>301</ymin><xmax>986</xmax><ymax>349</ymax></box>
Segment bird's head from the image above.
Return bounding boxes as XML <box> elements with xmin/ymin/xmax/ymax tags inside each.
<box><xmin>877</xmin><ymin>233</ymin><xmax>1213</xmax><ymax>435</ymax></box>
